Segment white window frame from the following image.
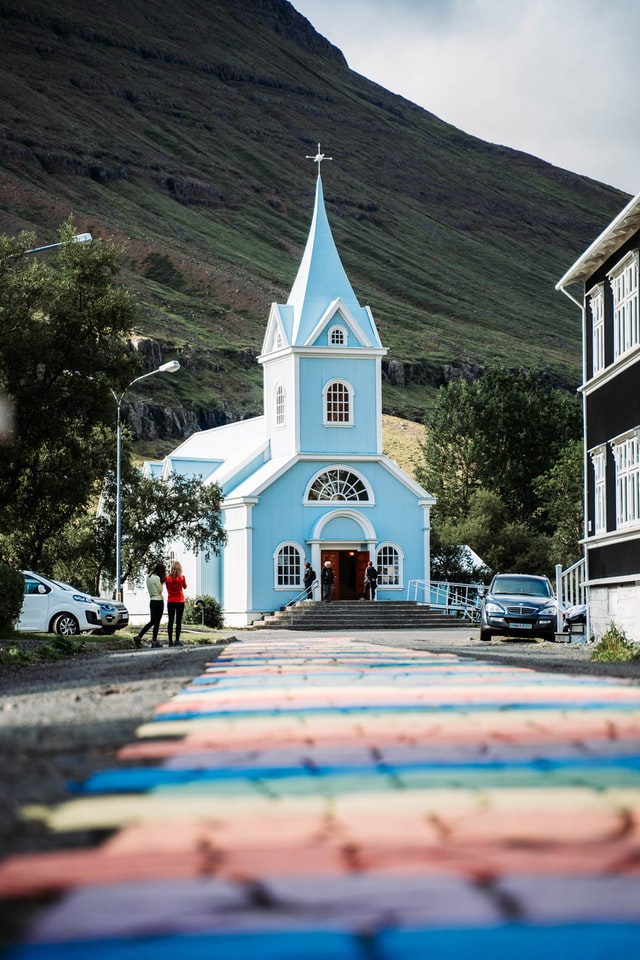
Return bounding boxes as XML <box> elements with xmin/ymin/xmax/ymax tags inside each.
<box><xmin>609</xmin><ymin>251</ymin><xmax>639</xmax><ymax>361</ymax></box>
<box><xmin>588</xmin><ymin>283</ymin><xmax>605</xmax><ymax>375</ymax></box>
<box><xmin>274</xmin><ymin>542</ymin><xmax>304</xmax><ymax>589</ymax></box>
<box><xmin>328</xmin><ymin>324</ymin><xmax>346</xmax><ymax>346</ymax></box>
<box><xmin>376</xmin><ymin>543</ymin><xmax>403</xmax><ymax>588</ymax></box>
<box><xmin>323</xmin><ymin>379</ymin><xmax>354</xmax><ymax>426</ymax></box>
<box><xmin>304</xmin><ymin>466</ymin><xmax>372</xmax><ymax>504</ymax></box>
<box><xmin>610</xmin><ymin>428</ymin><xmax>640</xmax><ymax>529</ymax></box>
<box><xmin>589</xmin><ymin>444</ymin><xmax>607</xmax><ymax>534</ymax></box>
<box><xmin>274</xmin><ymin>383</ymin><xmax>285</xmax><ymax>428</ymax></box>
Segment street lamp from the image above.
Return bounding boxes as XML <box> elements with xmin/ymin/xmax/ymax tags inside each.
<box><xmin>25</xmin><ymin>232</ymin><xmax>92</xmax><ymax>255</ymax></box>
<box><xmin>111</xmin><ymin>360</ymin><xmax>180</xmax><ymax>601</ymax></box>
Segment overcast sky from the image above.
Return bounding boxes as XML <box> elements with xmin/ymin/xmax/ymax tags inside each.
<box><xmin>291</xmin><ymin>0</ymin><xmax>639</xmax><ymax>196</ymax></box>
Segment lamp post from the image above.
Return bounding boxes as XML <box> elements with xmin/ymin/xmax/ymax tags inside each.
<box><xmin>111</xmin><ymin>360</ymin><xmax>180</xmax><ymax>601</ymax></box>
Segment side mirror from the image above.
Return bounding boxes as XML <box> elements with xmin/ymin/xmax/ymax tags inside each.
<box><xmin>478</xmin><ymin>586</ymin><xmax>487</xmax><ymax>598</ymax></box>
<box><xmin>37</xmin><ymin>584</ymin><xmax>47</xmax><ymax>594</ymax></box>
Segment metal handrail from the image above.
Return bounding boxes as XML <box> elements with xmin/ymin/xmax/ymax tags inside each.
<box><xmin>407</xmin><ymin>579</ymin><xmax>484</xmax><ymax>622</ymax></box>
<box><xmin>285</xmin><ymin>579</ymin><xmax>319</xmax><ymax>608</ymax></box>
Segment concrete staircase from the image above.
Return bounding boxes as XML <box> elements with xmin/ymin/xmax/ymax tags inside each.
<box><xmin>254</xmin><ymin>600</ymin><xmax>470</xmax><ymax>631</ymax></box>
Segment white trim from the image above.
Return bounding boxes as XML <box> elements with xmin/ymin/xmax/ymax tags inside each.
<box><xmin>311</xmin><ymin>508</ymin><xmax>377</xmax><ymax>542</ymax></box>
<box><xmin>273</xmin><ymin>541</ymin><xmax>304</xmax><ymax>589</ymax></box>
<box><xmin>582</xmin><ymin>526</ymin><xmax>640</xmax><ymax>548</ymax></box>
<box><xmin>579</xmin><ymin>345</ymin><xmax>640</xmax><ymax>395</ymax></box>
<box><xmin>376</xmin><ymin>542</ymin><xmax>404</xmax><ymax>588</ymax></box>
<box><xmin>323</xmin><ymin>378</ymin><xmax>354</xmax><ymax>426</ymax></box>
<box><xmin>306</xmin><ymin>298</ymin><xmax>373</xmax><ymax>348</ymax></box>
<box><xmin>304</xmin><ymin>464</ymin><xmax>374</xmax><ymax>505</ymax></box>
<box><xmin>328</xmin><ymin>323</ymin><xmax>346</xmax><ymax>346</ymax></box>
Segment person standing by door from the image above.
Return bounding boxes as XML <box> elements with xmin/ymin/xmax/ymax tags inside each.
<box><xmin>321</xmin><ymin>560</ymin><xmax>335</xmax><ymax>602</ymax></box>
<box><xmin>166</xmin><ymin>560</ymin><xmax>187</xmax><ymax>646</ymax></box>
<box><xmin>133</xmin><ymin>563</ymin><xmax>166</xmax><ymax>648</ymax></box>
<box><xmin>364</xmin><ymin>561</ymin><xmax>378</xmax><ymax>601</ymax></box>
<box><xmin>303</xmin><ymin>561</ymin><xmax>316</xmax><ymax>600</ymax></box>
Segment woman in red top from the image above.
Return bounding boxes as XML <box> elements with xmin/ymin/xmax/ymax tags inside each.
<box><xmin>165</xmin><ymin>560</ymin><xmax>187</xmax><ymax>646</ymax></box>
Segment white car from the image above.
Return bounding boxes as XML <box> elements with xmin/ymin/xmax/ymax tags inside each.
<box><xmin>17</xmin><ymin>571</ymin><xmax>102</xmax><ymax>636</ymax></box>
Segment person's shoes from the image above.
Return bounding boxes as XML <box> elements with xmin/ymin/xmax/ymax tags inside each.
<box><xmin>133</xmin><ymin>636</ymin><xmax>142</xmax><ymax>649</ymax></box>
<box><xmin>174</xmin><ymin>640</ymin><xmax>183</xmax><ymax>646</ymax></box>
<box><xmin>150</xmin><ymin>641</ymin><xmax>162</xmax><ymax>648</ymax></box>
<box><xmin>168</xmin><ymin>641</ymin><xmax>174</xmax><ymax>646</ymax></box>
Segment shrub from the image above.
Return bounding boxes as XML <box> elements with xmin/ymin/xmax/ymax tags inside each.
<box><xmin>0</xmin><ymin>564</ymin><xmax>25</xmax><ymax>632</ymax></box>
<box><xmin>184</xmin><ymin>595</ymin><xmax>224</xmax><ymax>629</ymax></box>
<box><xmin>591</xmin><ymin>624</ymin><xmax>640</xmax><ymax>662</ymax></box>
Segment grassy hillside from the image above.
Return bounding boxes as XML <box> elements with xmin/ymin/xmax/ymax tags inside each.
<box><xmin>0</xmin><ymin>0</ymin><xmax>629</xmax><ymax>443</ymax></box>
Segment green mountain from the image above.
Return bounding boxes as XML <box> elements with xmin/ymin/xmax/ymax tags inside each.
<box><xmin>0</xmin><ymin>0</ymin><xmax>629</xmax><ymax>447</ymax></box>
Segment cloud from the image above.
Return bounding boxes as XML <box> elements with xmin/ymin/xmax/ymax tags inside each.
<box><xmin>292</xmin><ymin>0</ymin><xmax>640</xmax><ymax>193</ymax></box>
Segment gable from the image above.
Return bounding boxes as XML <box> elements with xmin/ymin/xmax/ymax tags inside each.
<box><xmin>260</xmin><ymin>304</ymin><xmax>293</xmax><ymax>356</ymax></box>
<box><xmin>306</xmin><ymin>298</ymin><xmax>375</xmax><ymax>349</ymax></box>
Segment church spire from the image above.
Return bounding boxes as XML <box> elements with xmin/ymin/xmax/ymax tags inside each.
<box><xmin>286</xmin><ymin>155</ymin><xmax>380</xmax><ymax>348</ymax></box>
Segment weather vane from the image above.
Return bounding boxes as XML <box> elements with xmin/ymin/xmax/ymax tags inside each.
<box><xmin>306</xmin><ymin>143</ymin><xmax>333</xmax><ymax>169</ymax></box>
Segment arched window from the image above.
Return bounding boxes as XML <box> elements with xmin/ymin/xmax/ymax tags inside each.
<box><xmin>274</xmin><ymin>543</ymin><xmax>303</xmax><ymax>588</ymax></box>
<box><xmin>377</xmin><ymin>544</ymin><xmax>402</xmax><ymax>586</ymax></box>
<box><xmin>329</xmin><ymin>325</ymin><xmax>345</xmax><ymax>345</ymax></box>
<box><xmin>275</xmin><ymin>383</ymin><xmax>285</xmax><ymax>427</ymax></box>
<box><xmin>324</xmin><ymin>379</ymin><xmax>352</xmax><ymax>425</ymax></box>
<box><xmin>306</xmin><ymin>468</ymin><xmax>370</xmax><ymax>502</ymax></box>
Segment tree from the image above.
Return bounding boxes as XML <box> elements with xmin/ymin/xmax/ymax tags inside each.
<box><xmin>96</xmin><ymin>468</ymin><xmax>226</xmax><ymax>595</ymax></box>
<box><xmin>416</xmin><ymin>368</ymin><xmax>582</xmax><ymax>578</ymax></box>
<box><xmin>416</xmin><ymin>368</ymin><xmax>581</xmax><ymax>531</ymax></box>
<box><xmin>533</xmin><ymin>438</ymin><xmax>584</xmax><ymax>567</ymax></box>
<box><xmin>0</xmin><ymin>221</ymin><xmax>141</xmax><ymax>570</ymax></box>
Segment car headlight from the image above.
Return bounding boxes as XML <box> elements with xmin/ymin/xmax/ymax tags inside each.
<box><xmin>485</xmin><ymin>601</ymin><xmax>506</xmax><ymax>615</ymax></box>
<box><xmin>72</xmin><ymin>594</ymin><xmax>93</xmax><ymax>604</ymax></box>
<box><xmin>538</xmin><ymin>604</ymin><xmax>556</xmax><ymax>617</ymax></box>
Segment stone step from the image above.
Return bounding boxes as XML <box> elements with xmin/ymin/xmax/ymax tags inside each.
<box><xmin>254</xmin><ymin>600</ymin><xmax>471</xmax><ymax>631</ymax></box>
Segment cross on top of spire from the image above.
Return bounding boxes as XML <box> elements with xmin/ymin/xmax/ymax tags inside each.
<box><xmin>306</xmin><ymin>143</ymin><xmax>333</xmax><ymax>170</ymax></box>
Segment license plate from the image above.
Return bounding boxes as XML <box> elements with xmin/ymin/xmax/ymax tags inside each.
<box><xmin>508</xmin><ymin>622</ymin><xmax>532</xmax><ymax>629</ymax></box>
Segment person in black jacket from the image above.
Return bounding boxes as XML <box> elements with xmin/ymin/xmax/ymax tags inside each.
<box><xmin>303</xmin><ymin>561</ymin><xmax>316</xmax><ymax>600</ymax></box>
<box><xmin>364</xmin><ymin>561</ymin><xmax>378</xmax><ymax>601</ymax></box>
<box><xmin>321</xmin><ymin>560</ymin><xmax>335</xmax><ymax>601</ymax></box>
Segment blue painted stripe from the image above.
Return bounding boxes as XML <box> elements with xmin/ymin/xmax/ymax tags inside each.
<box><xmin>70</xmin><ymin>754</ymin><xmax>640</xmax><ymax>794</ymax></box>
<box><xmin>5</xmin><ymin>923</ymin><xmax>640</xmax><ymax>960</ymax></box>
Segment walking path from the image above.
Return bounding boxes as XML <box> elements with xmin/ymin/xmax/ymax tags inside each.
<box><xmin>2</xmin><ymin>633</ymin><xmax>640</xmax><ymax>958</ymax></box>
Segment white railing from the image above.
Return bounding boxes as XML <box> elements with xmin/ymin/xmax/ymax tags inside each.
<box><xmin>555</xmin><ymin>558</ymin><xmax>587</xmax><ymax>634</ymax></box>
<box><xmin>407</xmin><ymin>579</ymin><xmax>484</xmax><ymax>622</ymax></box>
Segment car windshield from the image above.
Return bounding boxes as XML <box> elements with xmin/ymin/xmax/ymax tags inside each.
<box><xmin>492</xmin><ymin>576</ymin><xmax>552</xmax><ymax>598</ymax></box>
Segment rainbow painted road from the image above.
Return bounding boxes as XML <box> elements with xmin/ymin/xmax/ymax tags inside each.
<box><xmin>2</xmin><ymin>636</ymin><xmax>640</xmax><ymax>958</ymax></box>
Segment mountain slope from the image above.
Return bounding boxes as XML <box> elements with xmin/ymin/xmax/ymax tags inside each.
<box><xmin>0</xmin><ymin>0</ymin><xmax>629</xmax><ymax>437</ymax></box>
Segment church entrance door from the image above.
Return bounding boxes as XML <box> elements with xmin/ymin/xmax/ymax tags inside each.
<box><xmin>321</xmin><ymin>549</ymin><xmax>369</xmax><ymax>600</ymax></box>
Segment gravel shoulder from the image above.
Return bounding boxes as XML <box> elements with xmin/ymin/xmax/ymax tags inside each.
<box><xmin>0</xmin><ymin>626</ymin><xmax>638</xmax><ymax>862</ymax></box>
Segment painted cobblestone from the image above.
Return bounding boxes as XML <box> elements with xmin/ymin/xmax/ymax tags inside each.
<box><xmin>1</xmin><ymin>637</ymin><xmax>640</xmax><ymax>958</ymax></box>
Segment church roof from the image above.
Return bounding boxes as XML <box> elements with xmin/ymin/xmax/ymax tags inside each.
<box><xmin>286</xmin><ymin>174</ymin><xmax>381</xmax><ymax>348</ymax></box>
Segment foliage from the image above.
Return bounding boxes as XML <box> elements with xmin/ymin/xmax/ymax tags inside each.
<box><xmin>591</xmin><ymin>624</ymin><xmax>640</xmax><ymax>663</ymax></box>
<box><xmin>0</xmin><ymin>564</ymin><xmax>25</xmax><ymax>631</ymax></box>
<box><xmin>441</xmin><ymin>489</ymin><xmax>553</xmax><ymax>577</ymax></box>
<box><xmin>184</xmin><ymin>595</ymin><xmax>224</xmax><ymax>628</ymax></box>
<box><xmin>533</xmin><ymin>438</ymin><xmax>584</xmax><ymax>567</ymax></box>
<box><xmin>92</xmin><ymin>468</ymin><xmax>226</xmax><ymax>594</ymax></box>
<box><xmin>416</xmin><ymin>368</ymin><xmax>582</xmax><ymax>577</ymax></box>
<box><xmin>0</xmin><ymin>222</ymin><xmax>141</xmax><ymax>571</ymax></box>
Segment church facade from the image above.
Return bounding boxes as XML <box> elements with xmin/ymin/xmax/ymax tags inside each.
<box><xmin>149</xmin><ymin>167</ymin><xmax>435</xmax><ymax>626</ymax></box>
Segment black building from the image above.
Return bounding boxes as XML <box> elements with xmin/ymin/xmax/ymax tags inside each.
<box><xmin>557</xmin><ymin>195</ymin><xmax>640</xmax><ymax>642</ymax></box>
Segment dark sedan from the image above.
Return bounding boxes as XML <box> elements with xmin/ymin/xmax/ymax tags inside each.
<box><xmin>480</xmin><ymin>573</ymin><xmax>559</xmax><ymax>643</ymax></box>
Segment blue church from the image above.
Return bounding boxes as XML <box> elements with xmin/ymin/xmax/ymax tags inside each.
<box><xmin>152</xmin><ymin>159</ymin><xmax>435</xmax><ymax>626</ymax></box>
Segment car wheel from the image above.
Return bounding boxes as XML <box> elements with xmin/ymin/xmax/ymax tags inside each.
<box><xmin>53</xmin><ymin>613</ymin><xmax>80</xmax><ymax>636</ymax></box>
<box><xmin>479</xmin><ymin>627</ymin><xmax>492</xmax><ymax>642</ymax></box>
